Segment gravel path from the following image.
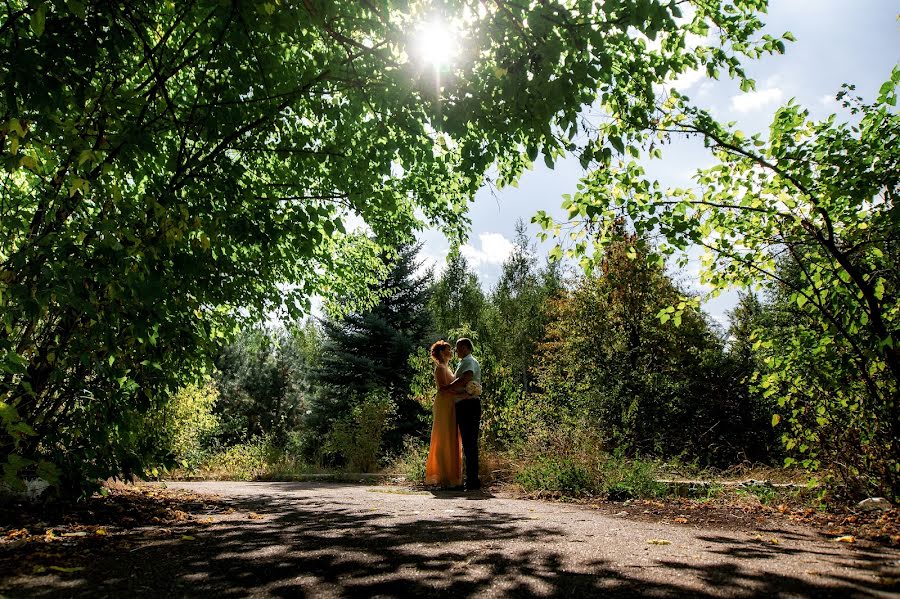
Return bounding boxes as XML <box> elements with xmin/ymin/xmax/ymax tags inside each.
<box><xmin>9</xmin><ymin>481</ymin><xmax>900</xmax><ymax>597</ymax></box>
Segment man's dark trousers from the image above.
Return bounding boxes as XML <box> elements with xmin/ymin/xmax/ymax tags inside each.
<box><xmin>456</xmin><ymin>397</ymin><xmax>481</xmax><ymax>488</ymax></box>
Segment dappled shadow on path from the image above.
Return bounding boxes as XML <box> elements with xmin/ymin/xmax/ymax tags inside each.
<box><xmin>428</xmin><ymin>489</ymin><xmax>495</xmax><ymax>501</ymax></box>
<box><xmin>8</xmin><ymin>485</ymin><xmax>896</xmax><ymax>598</ymax></box>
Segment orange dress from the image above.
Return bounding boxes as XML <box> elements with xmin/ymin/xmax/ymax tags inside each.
<box><xmin>425</xmin><ymin>364</ymin><xmax>463</xmax><ymax>487</ymax></box>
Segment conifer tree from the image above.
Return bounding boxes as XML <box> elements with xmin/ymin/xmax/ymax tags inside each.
<box><xmin>429</xmin><ymin>250</ymin><xmax>487</xmax><ymax>340</ymax></box>
<box><xmin>305</xmin><ymin>243</ymin><xmax>434</xmax><ymax>456</ymax></box>
<box><xmin>492</xmin><ymin>220</ymin><xmax>561</xmax><ymax>393</ymax></box>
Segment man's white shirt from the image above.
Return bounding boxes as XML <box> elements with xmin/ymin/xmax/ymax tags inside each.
<box><xmin>455</xmin><ymin>355</ymin><xmax>481</xmax><ymax>384</ymax></box>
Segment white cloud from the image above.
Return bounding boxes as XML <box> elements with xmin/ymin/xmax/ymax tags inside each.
<box><xmin>459</xmin><ymin>232</ymin><xmax>514</xmax><ymax>267</ymax></box>
<box><xmin>730</xmin><ymin>88</ymin><xmax>784</xmax><ymax>113</ymax></box>
<box><xmin>695</xmin><ymin>81</ymin><xmax>715</xmax><ymax>98</ymax></box>
<box><xmin>820</xmin><ymin>93</ymin><xmax>838</xmax><ymax>107</ymax></box>
<box><xmin>670</xmin><ymin>68</ymin><xmax>705</xmax><ymax>92</ymax></box>
<box><xmin>685</xmin><ymin>32</ymin><xmax>711</xmax><ymax>49</ymax></box>
<box><xmin>763</xmin><ymin>73</ymin><xmax>783</xmax><ymax>89</ymax></box>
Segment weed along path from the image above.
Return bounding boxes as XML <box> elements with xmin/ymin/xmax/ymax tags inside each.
<box><xmin>5</xmin><ymin>481</ymin><xmax>899</xmax><ymax>598</ymax></box>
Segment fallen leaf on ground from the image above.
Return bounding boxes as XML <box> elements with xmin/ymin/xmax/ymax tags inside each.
<box><xmin>6</xmin><ymin>528</ymin><xmax>29</xmax><ymax>539</ymax></box>
<box><xmin>181</xmin><ymin>535</ymin><xmax>195</xmax><ymax>541</ymax></box>
<box><xmin>247</xmin><ymin>512</ymin><xmax>265</xmax><ymax>520</ymax></box>
<box><xmin>834</xmin><ymin>535</ymin><xmax>855</xmax><ymax>543</ymax></box>
<box><xmin>62</xmin><ymin>532</ymin><xmax>88</xmax><ymax>537</ymax></box>
<box><xmin>95</xmin><ymin>528</ymin><xmax>107</xmax><ymax>536</ymax></box>
<box><xmin>674</xmin><ymin>517</ymin><xmax>688</xmax><ymax>524</ymax></box>
<box><xmin>647</xmin><ymin>539</ymin><xmax>671</xmax><ymax>545</ymax></box>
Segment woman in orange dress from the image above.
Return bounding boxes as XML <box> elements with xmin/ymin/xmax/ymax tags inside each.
<box><xmin>425</xmin><ymin>340</ymin><xmax>463</xmax><ymax>488</ymax></box>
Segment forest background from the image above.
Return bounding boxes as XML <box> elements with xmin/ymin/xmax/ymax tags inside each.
<box><xmin>0</xmin><ymin>1</ymin><xmax>896</xmax><ymax>505</ymax></box>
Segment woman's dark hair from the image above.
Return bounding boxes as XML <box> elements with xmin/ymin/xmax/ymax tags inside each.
<box><xmin>430</xmin><ymin>340</ymin><xmax>452</xmax><ymax>363</ymax></box>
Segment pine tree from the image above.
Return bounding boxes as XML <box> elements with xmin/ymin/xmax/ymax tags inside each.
<box><xmin>429</xmin><ymin>249</ymin><xmax>487</xmax><ymax>339</ymax></box>
<box><xmin>492</xmin><ymin>220</ymin><xmax>561</xmax><ymax>393</ymax></box>
<box><xmin>305</xmin><ymin>243</ymin><xmax>434</xmax><ymax>456</ymax></box>
<box><xmin>212</xmin><ymin>324</ymin><xmax>316</xmax><ymax>445</ymax></box>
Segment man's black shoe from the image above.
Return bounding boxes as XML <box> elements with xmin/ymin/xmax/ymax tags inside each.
<box><xmin>464</xmin><ymin>481</ymin><xmax>482</xmax><ymax>492</ymax></box>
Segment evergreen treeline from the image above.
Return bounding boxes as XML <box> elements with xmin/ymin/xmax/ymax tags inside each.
<box><xmin>191</xmin><ymin>220</ymin><xmax>785</xmax><ymax>481</ymax></box>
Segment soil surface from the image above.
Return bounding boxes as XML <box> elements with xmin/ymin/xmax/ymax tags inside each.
<box><xmin>2</xmin><ymin>480</ymin><xmax>899</xmax><ymax>598</ymax></box>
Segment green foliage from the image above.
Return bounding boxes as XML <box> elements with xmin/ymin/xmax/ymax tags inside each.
<box><xmin>492</xmin><ymin>221</ymin><xmax>555</xmax><ymax>391</ymax></box>
<box><xmin>306</xmin><ymin>244</ymin><xmax>433</xmax><ymax>458</ymax></box>
<box><xmin>0</xmin><ymin>0</ymin><xmax>776</xmax><ymax>493</ymax></box>
<box><xmin>324</xmin><ymin>389</ymin><xmax>396</xmax><ymax>473</ymax></box>
<box><xmin>391</xmin><ymin>436</ymin><xmax>429</xmax><ymax>484</ymax></box>
<box><xmin>213</xmin><ymin>325</ymin><xmax>315</xmax><ymax>445</ymax></box>
<box><xmin>601</xmin><ymin>458</ymin><xmax>666</xmax><ymax>500</ymax></box>
<box><xmin>516</xmin><ymin>456</ymin><xmax>593</xmax><ymax>496</ymax></box>
<box><xmin>180</xmin><ymin>432</ymin><xmax>325</xmax><ymax>481</ymax></box>
<box><xmin>513</xmin><ymin>448</ymin><xmax>666</xmax><ymax>500</ymax></box>
<box><xmin>429</xmin><ymin>249</ymin><xmax>489</xmax><ymax>340</ymax></box>
<box><xmin>482</xmin><ymin>221</ymin><xmax>564</xmax><ymax>445</ymax></box>
<box><xmin>201</xmin><ymin>437</ymin><xmax>278</xmax><ymax>482</ymax></box>
<box><xmin>407</xmin><ymin>347</ymin><xmax>437</xmax><ymax>412</ymax></box>
<box><xmin>531</xmin><ymin>230</ymin><xmax>771</xmax><ymax>464</ymax></box>
<box><xmin>157</xmin><ymin>382</ymin><xmax>219</xmax><ymax>471</ymax></box>
<box><xmin>535</xmin><ymin>68</ymin><xmax>900</xmax><ymax>499</ymax></box>
<box><xmin>754</xmin><ymin>253</ymin><xmax>898</xmax><ymax>498</ymax></box>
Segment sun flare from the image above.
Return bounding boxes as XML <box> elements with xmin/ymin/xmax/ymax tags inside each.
<box><xmin>414</xmin><ymin>19</ymin><xmax>459</xmax><ymax>67</ymax></box>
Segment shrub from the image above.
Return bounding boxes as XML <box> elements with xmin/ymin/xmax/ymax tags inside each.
<box><xmin>201</xmin><ymin>437</ymin><xmax>274</xmax><ymax>481</ymax></box>
<box><xmin>515</xmin><ymin>456</ymin><xmax>594</xmax><ymax>496</ymax></box>
<box><xmin>324</xmin><ymin>389</ymin><xmax>396</xmax><ymax>472</ymax></box>
<box><xmin>160</xmin><ymin>382</ymin><xmax>219</xmax><ymax>471</ymax></box>
<box><xmin>600</xmin><ymin>457</ymin><xmax>666</xmax><ymax>500</ymax></box>
<box><xmin>391</xmin><ymin>437</ymin><xmax>429</xmax><ymax>483</ymax></box>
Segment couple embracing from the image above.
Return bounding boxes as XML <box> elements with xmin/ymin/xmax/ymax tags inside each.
<box><xmin>425</xmin><ymin>338</ymin><xmax>482</xmax><ymax>491</ymax></box>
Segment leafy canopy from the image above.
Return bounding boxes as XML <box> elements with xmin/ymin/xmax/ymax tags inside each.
<box><xmin>0</xmin><ymin>0</ymin><xmax>777</xmax><ymax>492</ymax></box>
<box><xmin>535</xmin><ymin>68</ymin><xmax>900</xmax><ymax>497</ymax></box>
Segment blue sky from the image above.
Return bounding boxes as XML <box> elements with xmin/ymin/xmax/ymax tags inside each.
<box><xmin>417</xmin><ymin>1</ymin><xmax>899</xmax><ymax>327</ymax></box>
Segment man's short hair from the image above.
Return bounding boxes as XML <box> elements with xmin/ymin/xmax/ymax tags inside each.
<box><xmin>456</xmin><ymin>338</ymin><xmax>474</xmax><ymax>352</ymax></box>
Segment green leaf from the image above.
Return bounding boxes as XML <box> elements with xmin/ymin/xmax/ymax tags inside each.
<box><xmin>609</xmin><ymin>136</ymin><xmax>624</xmax><ymax>155</ymax></box>
<box><xmin>66</xmin><ymin>0</ymin><xmax>86</xmax><ymax>19</ymax></box>
<box><xmin>31</xmin><ymin>4</ymin><xmax>46</xmax><ymax>37</ymax></box>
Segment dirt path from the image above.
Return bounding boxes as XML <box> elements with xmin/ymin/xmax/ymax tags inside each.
<box><xmin>5</xmin><ymin>481</ymin><xmax>899</xmax><ymax>597</ymax></box>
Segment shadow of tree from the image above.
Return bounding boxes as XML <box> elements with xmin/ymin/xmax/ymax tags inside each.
<box><xmin>7</xmin><ymin>483</ymin><xmax>896</xmax><ymax>598</ymax></box>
